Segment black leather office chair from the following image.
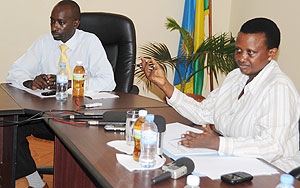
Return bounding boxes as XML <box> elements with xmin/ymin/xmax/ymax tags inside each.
<box><xmin>79</xmin><ymin>12</ymin><xmax>138</xmax><ymax>94</ymax></box>
<box><xmin>37</xmin><ymin>12</ymin><xmax>139</xmax><ymax>178</ymax></box>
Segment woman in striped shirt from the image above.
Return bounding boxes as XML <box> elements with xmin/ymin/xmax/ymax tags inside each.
<box><xmin>140</xmin><ymin>17</ymin><xmax>300</xmax><ymax>173</ymax></box>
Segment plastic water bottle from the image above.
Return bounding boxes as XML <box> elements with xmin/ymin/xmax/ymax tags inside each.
<box><xmin>56</xmin><ymin>62</ymin><xmax>68</xmax><ymax>100</ymax></box>
<box><xmin>73</xmin><ymin>61</ymin><xmax>85</xmax><ymax>97</ymax></box>
<box><xmin>133</xmin><ymin>110</ymin><xmax>148</xmax><ymax>162</ymax></box>
<box><xmin>139</xmin><ymin>114</ymin><xmax>158</xmax><ymax>168</ymax></box>
<box><xmin>275</xmin><ymin>174</ymin><xmax>295</xmax><ymax>188</ymax></box>
<box><xmin>184</xmin><ymin>175</ymin><xmax>200</xmax><ymax>188</ymax></box>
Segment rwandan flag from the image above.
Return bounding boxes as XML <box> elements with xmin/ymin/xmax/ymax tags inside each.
<box><xmin>194</xmin><ymin>0</ymin><xmax>209</xmax><ymax>95</ymax></box>
<box><xmin>173</xmin><ymin>0</ymin><xmax>209</xmax><ymax>95</ymax></box>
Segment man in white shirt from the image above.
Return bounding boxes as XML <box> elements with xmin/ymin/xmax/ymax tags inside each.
<box><xmin>8</xmin><ymin>1</ymin><xmax>115</xmax><ymax>188</ymax></box>
<box><xmin>7</xmin><ymin>1</ymin><xmax>115</xmax><ymax>91</ymax></box>
<box><xmin>140</xmin><ymin>18</ymin><xmax>300</xmax><ymax>173</ymax></box>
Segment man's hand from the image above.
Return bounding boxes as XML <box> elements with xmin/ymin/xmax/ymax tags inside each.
<box><xmin>23</xmin><ymin>74</ymin><xmax>56</xmax><ymax>90</ymax></box>
<box><xmin>178</xmin><ymin>125</ymin><xmax>220</xmax><ymax>150</ymax></box>
<box><xmin>43</xmin><ymin>74</ymin><xmax>56</xmax><ymax>89</ymax></box>
<box><xmin>140</xmin><ymin>57</ymin><xmax>174</xmax><ymax>98</ymax></box>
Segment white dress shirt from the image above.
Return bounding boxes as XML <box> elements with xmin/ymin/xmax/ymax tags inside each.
<box><xmin>167</xmin><ymin>60</ymin><xmax>300</xmax><ymax>172</ymax></box>
<box><xmin>7</xmin><ymin>29</ymin><xmax>116</xmax><ymax>91</ymax></box>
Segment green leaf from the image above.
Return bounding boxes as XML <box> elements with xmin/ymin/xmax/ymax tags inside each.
<box><xmin>135</xmin><ymin>18</ymin><xmax>237</xmax><ymax>92</ymax></box>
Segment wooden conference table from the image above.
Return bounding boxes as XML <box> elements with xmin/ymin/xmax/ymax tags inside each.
<box><xmin>1</xmin><ymin>83</ymin><xmax>300</xmax><ymax>188</ymax></box>
<box><xmin>0</xmin><ymin>85</ymin><xmax>23</xmax><ymax>188</ymax></box>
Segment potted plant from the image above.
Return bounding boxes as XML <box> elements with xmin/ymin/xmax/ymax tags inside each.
<box><xmin>135</xmin><ymin>17</ymin><xmax>237</xmax><ymax>93</ymax></box>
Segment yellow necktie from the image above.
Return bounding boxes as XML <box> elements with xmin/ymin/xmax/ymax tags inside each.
<box><xmin>59</xmin><ymin>44</ymin><xmax>72</xmax><ymax>80</ymax></box>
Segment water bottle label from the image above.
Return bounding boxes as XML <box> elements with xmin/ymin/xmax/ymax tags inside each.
<box><xmin>73</xmin><ymin>73</ymin><xmax>85</xmax><ymax>81</ymax></box>
<box><xmin>141</xmin><ymin>131</ymin><xmax>157</xmax><ymax>145</ymax></box>
<box><xmin>57</xmin><ymin>75</ymin><xmax>68</xmax><ymax>84</ymax></box>
<box><xmin>133</xmin><ymin>129</ymin><xmax>141</xmax><ymax>139</ymax></box>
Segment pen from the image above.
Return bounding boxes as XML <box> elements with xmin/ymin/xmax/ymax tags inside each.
<box><xmin>170</xmin><ymin>137</ymin><xmax>187</xmax><ymax>142</ymax></box>
<box><xmin>136</xmin><ymin>63</ymin><xmax>154</xmax><ymax>70</ymax></box>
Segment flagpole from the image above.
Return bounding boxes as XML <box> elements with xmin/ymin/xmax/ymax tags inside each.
<box><xmin>209</xmin><ymin>0</ymin><xmax>214</xmax><ymax>91</ymax></box>
<box><xmin>209</xmin><ymin>0</ymin><xmax>212</xmax><ymax>37</ymax></box>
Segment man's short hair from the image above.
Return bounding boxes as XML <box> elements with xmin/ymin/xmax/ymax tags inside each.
<box><xmin>56</xmin><ymin>0</ymin><xmax>81</xmax><ymax>20</ymax></box>
<box><xmin>240</xmin><ymin>17</ymin><xmax>280</xmax><ymax>49</ymax></box>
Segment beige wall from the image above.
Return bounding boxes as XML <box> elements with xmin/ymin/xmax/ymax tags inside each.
<box><xmin>0</xmin><ymin>0</ymin><xmax>185</xmax><ymax>100</ymax></box>
<box><xmin>1</xmin><ymin>0</ymin><xmax>299</xmax><ymax>100</ymax></box>
<box><xmin>229</xmin><ymin>0</ymin><xmax>300</xmax><ymax>94</ymax></box>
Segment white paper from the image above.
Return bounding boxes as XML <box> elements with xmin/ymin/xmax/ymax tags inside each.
<box><xmin>10</xmin><ymin>83</ymin><xmax>118</xmax><ymax>99</ymax></box>
<box><xmin>107</xmin><ymin>140</ymin><xmax>134</xmax><ymax>154</ymax></box>
<box><xmin>7</xmin><ymin>83</ymin><xmax>55</xmax><ymax>98</ymax></box>
<box><xmin>7</xmin><ymin>83</ymin><xmax>56</xmax><ymax>98</ymax></box>
<box><xmin>84</xmin><ymin>91</ymin><xmax>119</xmax><ymax>99</ymax></box>
<box><xmin>116</xmin><ymin>154</ymin><xmax>166</xmax><ymax>172</ymax></box>
<box><xmin>164</xmin><ymin>122</ymin><xmax>203</xmax><ymax>141</ymax></box>
<box><xmin>163</xmin><ymin>122</ymin><xmax>217</xmax><ymax>156</ymax></box>
<box><xmin>25</xmin><ymin>88</ymin><xmax>56</xmax><ymax>98</ymax></box>
<box><xmin>165</xmin><ymin>140</ymin><xmax>217</xmax><ymax>156</ymax></box>
<box><xmin>188</xmin><ymin>156</ymin><xmax>279</xmax><ymax>180</ymax></box>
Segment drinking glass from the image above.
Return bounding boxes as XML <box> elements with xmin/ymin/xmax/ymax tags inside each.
<box><xmin>126</xmin><ymin>110</ymin><xmax>139</xmax><ymax>145</ymax></box>
<box><xmin>84</xmin><ymin>70</ymin><xmax>89</xmax><ymax>91</ymax></box>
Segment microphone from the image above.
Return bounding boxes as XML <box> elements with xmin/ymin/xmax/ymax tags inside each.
<box><xmin>151</xmin><ymin>157</ymin><xmax>195</xmax><ymax>184</ymax></box>
<box><xmin>82</xmin><ymin>103</ymin><xmax>102</xmax><ymax>108</ymax></box>
<box><xmin>102</xmin><ymin>111</ymin><xmax>126</xmax><ymax>122</ymax></box>
<box><xmin>132</xmin><ymin>107</ymin><xmax>146</xmax><ymax>111</ymax></box>
<box><xmin>63</xmin><ymin>112</ymin><xmax>103</xmax><ymax>119</ymax></box>
<box><xmin>87</xmin><ymin>111</ymin><xmax>127</xmax><ymax>126</ymax></box>
<box><xmin>154</xmin><ymin>115</ymin><xmax>166</xmax><ymax>156</ymax></box>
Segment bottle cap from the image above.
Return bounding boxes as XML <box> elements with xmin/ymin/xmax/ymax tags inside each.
<box><xmin>145</xmin><ymin>114</ymin><xmax>154</xmax><ymax>122</ymax></box>
<box><xmin>77</xmin><ymin>61</ymin><xmax>83</xmax><ymax>65</ymax></box>
<box><xmin>138</xmin><ymin>110</ymin><xmax>147</xmax><ymax>117</ymax></box>
<box><xmin>280</xmin><ymin>174</ymin><xmax>294</xmax><ymax>185</ymax></box>
<box><xmin>59</xmin><ymin>62</ymin><xmax>66</xmax><ymax>67</ymax></box>
<box><xmin>186</xmin><ymin>175</ymin><xmax>200</xmax><ymax>186</ymax></box>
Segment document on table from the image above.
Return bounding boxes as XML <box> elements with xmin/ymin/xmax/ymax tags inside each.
<box><xmin>8</xmin><ymin>83</ymin><xmax>54</xmax><ymax>98</ymax></box>
<box><xmin>84</xmin><ymin>91</ymin><xmax>119</xmax><ymax>99</ymax></box>
<box><xmin>26</xmin><ymin>88</ymin><xmax>119</xmax><ymax>99</ymax></box>
<box><xmin>189</xmin><ymin>155</ymin><xmax>279</xmax><ymax>180</ymax></box>
<box><xmin>163</xmin><ymin>122</ymin><xmax>279</xmax><ymax>179</ymax></box>
<box><xmin>9</xmin><ymin>83</ymin><xmax>119</xmax><ymax>99</ymax></box>
<box><xmin>9</xmin><ymin>83</ymin><xmax>55</xmax><ymax>98</ymax></box>
<box><xmin>163</xmin><ymin>122</ymin><xmax>217</xmax><ymax>156</ymax></box>
<box><xmin>24</xmin><ymin>88</ymin><xmax>55</xmax><ymax>98</ymax></box>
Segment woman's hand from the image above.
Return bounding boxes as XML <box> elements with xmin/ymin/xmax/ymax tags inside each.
<box><xmin>178</xmin><ymin>125</ymin><xmax>220</xmax><ymax>150</ymax></box>
<box><xmin>140</xmin><ymin>57</ymin><xmax>174</xmax><ymax>98</ymax></box>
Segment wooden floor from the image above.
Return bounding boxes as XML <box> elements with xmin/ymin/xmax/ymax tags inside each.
<box><xmin>15</xmin><ymin>136</ymin><xmax>54</xmax><ymax>188</ymax></box>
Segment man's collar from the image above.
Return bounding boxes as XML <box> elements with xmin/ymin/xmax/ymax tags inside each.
<box><xmin>57</xmin><ymin>29</ymin><xmax>79</xmax><ymax>50</ymax></box>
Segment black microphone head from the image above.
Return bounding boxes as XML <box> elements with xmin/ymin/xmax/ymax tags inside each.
<box><xmin>103</xmin><ymin>111</ymin><xmax>126</xmax><ymax>122</ymax></box>
<box><xmin>154</xmin><ymin>115</ymin><xmax>166</xmax><ymax>132</ymax></box>
<box><xmin>133</xmin><ymin>107</ymin><xmax>146</xmax><ymax>111</ymax></box>
<box><xmin>174</xmin><ymin>157</ymin><xmax>195</xmax><ymax>174</ymax></box>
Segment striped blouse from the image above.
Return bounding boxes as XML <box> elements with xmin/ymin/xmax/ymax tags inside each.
<box><xmin>167</xmin><ymin>60</ymin><xmax>300</xmax><ymax>172</ymax></box>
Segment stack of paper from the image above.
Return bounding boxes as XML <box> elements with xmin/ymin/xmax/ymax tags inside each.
<box><xmin>84</xmin><ymin>91</ymin><xmax>119</xmax><ymax>99</ymax></box>
<box><xmin>24</xmin><ymin>88</ymin><xmax>56</xmax><ymax>98</ymax></box>
<box><xmin>162</xmin><ymin>122</ymin><xmax>279</xmax><ymax>179</ymax></box>
<box><xmin>163</xmin><ymin>122</ymin><xmax>218</xmax><ymax>157</ymax></box>
<box><xmin>189</xmin><ymin>156</ymin><xmax>279</xmax><ymax>179</ymax></box>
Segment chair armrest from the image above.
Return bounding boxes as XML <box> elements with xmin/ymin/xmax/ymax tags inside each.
<box><xmin>129</xmin><ymin>85</ymin><xmax>139</xmax><ymax>95</ymax></box>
